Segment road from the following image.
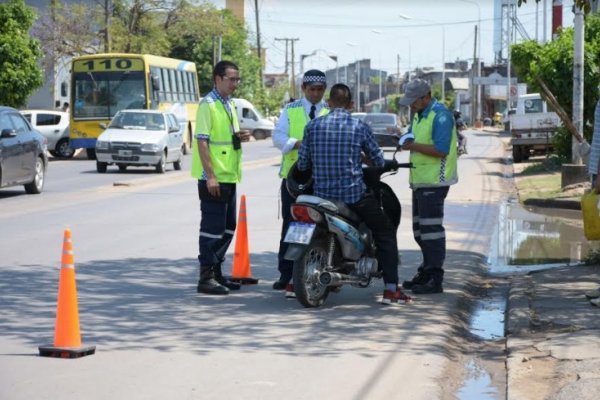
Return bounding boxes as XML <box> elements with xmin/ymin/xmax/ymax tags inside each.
<box><xmin>0</xmin><ymin>131</ymin><xmax>508</xmax><ymax>400</ymax></box>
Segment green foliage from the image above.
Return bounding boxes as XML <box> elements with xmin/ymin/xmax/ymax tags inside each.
<box><xmin>511</xmin><ymin>15</ymin><xmax>600</xmax><ymax>159</ymax></box>
<box><xmin>386</xmin><ymin>94</ymin><xmax>401</xmax><ymax>114</ymax></box>
<box><xmin>583</xmin><ymin>244</ymin><xmax>600</xmax><ymax>265</ymax></box>
<box><xmin>518</xmin><ymin>0</ymin><xmax>593</xmax><ymax>14</ymax></box>
<box><xmin>431</xmin><ymin>82</ymin><xmax>456</xmax><ymax>110</ymax></box>
<box><xmin>519</xmin><ymin>155</ymin><xmax>563</xmax><ymax>175</ymax></box>
<box><xmin>0</xmin><ymin>0</ymin><xmax>43</xmax><ymax>107</ymax></box>
<box><xmin>252</xmin><ymin>83</ymin><xmax>289</xmax><ymax>117</ymax></box>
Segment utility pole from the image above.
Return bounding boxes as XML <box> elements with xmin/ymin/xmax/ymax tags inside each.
<box><xmin>275</xmin><ymin>38</ymin><xmax>299</xmax><ymax>98</ymax></box>
<box><xmin>472</xmin><ymin>25</ymin><xmax>477</xmax><ymax>126</ymax></box>
<box><xmin>572</xmin><ymin>4</ymin><xmax>584</xmax><ymax>164</ymax></box>
<box><xmin>396</xmin><ymin>54</ymin><xmax>400</xmax><ymax>94</ymax></box>
<box><xmin>253</xmin><ymin>0</ymin><xmax>263</xmax><ymax>86</ymax></box>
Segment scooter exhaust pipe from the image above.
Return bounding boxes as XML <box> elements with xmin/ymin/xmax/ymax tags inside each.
<box><xmin>319</xmin><ymin>271</ymin><xmax>365</xmax><ymax>286</ymax></box>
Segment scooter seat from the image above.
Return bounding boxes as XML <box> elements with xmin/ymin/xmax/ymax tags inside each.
<box><xmin>296</xmin><ymin>195</ymin><xmax>361</xmax><ymax>224</ymax></box>
<box><xmin>330</xmin><ymin>201</ymin><xmax>361</xmax><ymax>224</ymax></box>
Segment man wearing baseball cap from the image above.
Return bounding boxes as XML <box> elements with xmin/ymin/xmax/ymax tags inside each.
<box><xmin>272</xmin><ymin>69</ymin><xmax>329</xmax><ymax>298</ymax></box>
<box><xmin>397</xmin><ymin>79</ymin><xmax>458</xmax><ymax>295</ymax></box>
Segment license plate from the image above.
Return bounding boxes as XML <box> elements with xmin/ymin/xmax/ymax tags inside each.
<box><xmin>284</xmin><ymin>222</ymin><xmax>316</xmax><ymax>244</ymax></box>
<box><xmin>118</xmin><ymin>150</ymin><xmax>132</xmax><ymax>156</ymax></box>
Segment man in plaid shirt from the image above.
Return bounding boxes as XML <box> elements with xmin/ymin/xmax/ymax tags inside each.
<box><xmin>297</xmin><ymin>83</ymin><xmax>412</xmax><ymax>305</ymax></box>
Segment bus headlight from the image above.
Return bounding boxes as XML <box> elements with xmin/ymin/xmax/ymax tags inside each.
<box><xmin>141</xmin><ymin>143</ymin><xmax>160</xmax><ymax>152</ymax></box>
<box><xmin>96</xmin><ymin>140</ymin><xmax>110</xmax><ymax>150</ymax></box>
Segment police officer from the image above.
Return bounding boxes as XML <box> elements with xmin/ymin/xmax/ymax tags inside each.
<box><xmin>192</xmin><ymin>60</ymin><xmax>245</xmax><ymax>295</ymax></box>
<box><xmin>272</xmin><ymin>70</ymin><xmax>329</xmax><ymax>298</ymax></box>
<box><xmin>397</xmin><ymin>79</ymin><xmax>458</xmax><ymax>294</ymax></box>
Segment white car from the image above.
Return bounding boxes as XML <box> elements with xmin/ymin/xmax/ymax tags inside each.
<box><xmin>95</xmin><ymin>110</ymin><xmax>184</xmax><ymax>173</ymax></box>
<box><xmin>20</xmin><ymin>110</ymin><xmax>74</xmax><ymax>158</ymax></box>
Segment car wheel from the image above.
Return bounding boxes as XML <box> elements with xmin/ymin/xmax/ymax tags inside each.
<box><xmin>49</xmin><ymin>150</ymin><xmax>58</xmax><ymax>158</ymax></box>
<box><xmin>155</xmin><ymin>151</ymin><xmax>167</xmax><ymax>173</ymax></box>
<box><xmin>173</xmin><ymin>147</ymin><xmax>183</xmax><ymax>171</ymax></box>
<box><xmin>24</xmin><ymin>156</ymin><xmax>45</xmax><ymax>194</ymax></box>
<box><xmin>118</xmin><ymin>164</ymin><xmax>127</xmax><ymax>172</ymax></box>
<box><xmin>96</xmin><ymin>161</ymin><xmax>108</xmax><ymax>173</ymax></box>
<box><xmin>55</xmin><ymin>138</ymin><xmax>75</xmax><ymax>159</ymax></box>
<box><xmin>253</xmin><ymin>129</ymin><xmax>267</xmax><ymax>140</ymax></box>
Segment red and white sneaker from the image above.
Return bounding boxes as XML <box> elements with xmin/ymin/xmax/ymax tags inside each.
<box><xmin>381</xmin><ymin>288</ymin><xmax>413</xmax><ymax>305</ymax></box>
<box><xmin>285</xmin><ymin>283</ymin><xmax>296</xmax><ymax>298</ymax></box>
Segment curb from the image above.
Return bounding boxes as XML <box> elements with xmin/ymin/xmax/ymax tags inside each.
<box><xmin>523</xmin><ymin>198</ymin><xmax>581</xmax><ymax>210</ymax></box>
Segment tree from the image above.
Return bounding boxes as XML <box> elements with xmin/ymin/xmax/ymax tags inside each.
<box><xmin>518</xmin><ymin>0</ymin><xmax>595</xmax><ymax>14</ymax></box>
<box><xmin>511</xmin><ymin>15</ymin><xmax>600</xmax><ymax>159</ymax></box>
<box><xmin>0</xmin><ymin>0</ymin><xmax>43</xmax><ymax>107</ymax></box>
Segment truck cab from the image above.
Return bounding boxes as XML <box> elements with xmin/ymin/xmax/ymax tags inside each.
<box><xmin>232</xmin><ymin>98</ymin><xmax>274</xmax><ymax>140</ymax></box>
<box><xmin>509</xmin><ymin>93</ymin><xmax>561</xmax><ymax>163</ymax></box>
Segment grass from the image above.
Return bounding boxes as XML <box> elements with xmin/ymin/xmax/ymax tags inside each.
<box><xmin>516</xmin><ymin>173</ymin><xmax>563</xmax><ymax>202</ymax></box>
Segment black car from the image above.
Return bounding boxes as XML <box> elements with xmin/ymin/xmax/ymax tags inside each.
<box><xmin>0</xmin><ymin>106</ymin><xmax>48</xmax><ymax>194</ymax></box>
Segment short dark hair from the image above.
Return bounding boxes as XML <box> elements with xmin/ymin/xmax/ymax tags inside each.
<box><xmin>328</xmin><ymin>83</ymin><xmax>352</xmax><ymax>107</ymax></box>
<box><xmin>213</xmin><ymin>60</ymin><xmax>239</xmax><ymax>80</ymax></box>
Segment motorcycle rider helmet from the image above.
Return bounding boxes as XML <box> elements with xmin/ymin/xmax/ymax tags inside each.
<box><xmin>286</xmin><ymin>161</ymin><xmax>314</xmax><ymax>199</ymax></box>
<box><xmin>453</xmin><ymin>109</ymin><xmax>462</xmax><ymax>119</ymax></box>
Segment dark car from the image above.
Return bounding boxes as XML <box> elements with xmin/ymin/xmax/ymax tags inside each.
<box><xmin>0</xmin><ymin>106</ymin><xmax>48</xmax><ymax>194</ymax></box>
<box><xmin>363</xmin><ymin>113</ymin><xmax>401</xmax><ymax>148</ymax></box>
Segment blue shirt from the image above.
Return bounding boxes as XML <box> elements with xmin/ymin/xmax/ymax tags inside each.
<box><xmin>297</xmin><ymin>108</ymin><xmax>384</xmax><ymax>204</ymax></box>
<box><xmin>409</xmin><ymin>99</ymin><xmax>454</xmax><ymax>155</ymax></box>
<box><xmin>588</xmin><ymin>99</ymin><xmax>600</xmax><ymax>176</ymax></box>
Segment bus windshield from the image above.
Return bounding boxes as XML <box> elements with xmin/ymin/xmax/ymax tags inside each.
<box><xmin>73</xmin><ymin>70</ymin><xmax>145</xmax><ymax>119</ymax></box>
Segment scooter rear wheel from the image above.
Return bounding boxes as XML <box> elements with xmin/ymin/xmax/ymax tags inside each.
<box><xmin>293</xmin><ymin>241</ymin><xmax>330</xmax><ymax>308</ymax></box>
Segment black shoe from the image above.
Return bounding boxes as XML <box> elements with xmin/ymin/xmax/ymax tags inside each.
<box><xmin>215</xmin><ymin>275</ymin><xmax>241</xmax><ymax>291</ymax></box>
<box><xmin>197</xmin><ymin>278</ymin><xmax>229</xmax><ymax>295</ymax></box>
<box><xmin>272</xmin><ymin>279</ymin><xmax>289</xmax><ymax>290</ymax></box>
<box><xmin>411</xmin><ymin>278</ymin><xmax>443</xmax><ymax>294</ymax></box>
<box><xmin>402</xmin><ymin>270</ymin><xmax>429</xmax><ymax>290</ymax></box>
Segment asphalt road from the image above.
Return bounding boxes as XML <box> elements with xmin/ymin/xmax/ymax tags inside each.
<box><xmin>0</xmin><ymin>132</ymin><xmax>509</xmax><ymax>400</ymax></box>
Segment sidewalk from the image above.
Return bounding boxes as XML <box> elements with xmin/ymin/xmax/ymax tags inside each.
<box><xmin>502</xmin><ymin>132</ymin><xmax>600</xmax><ymax>399</ymax></box>
<box><xmin>506</xmin><ymin>265</ymin><xmax>600</xmax><ymax>400</ymax></box>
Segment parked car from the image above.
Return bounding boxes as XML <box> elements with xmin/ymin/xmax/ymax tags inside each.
<box><xmin>20</xmin><ymin>110</ymin><xmax>74</xmax><ymax>159</ymax></box>
<box><xmin>352</xmin><ymin>112</ymin><xmax>367</xmax><ymax>121</ymax></box>
<box><xmin>363</xmin><ymin>113</ymin><xmax>401</xmax><ymax>148</ymax></box>
<box><xmin>0</xmin><ymin>106</ymin><xmax>48</xmax><ymax>194</ymax></box>
<box><xmin>95</xmin><ymin>110</ymin><xmax>184</xmax><ymax>173</ymax></box>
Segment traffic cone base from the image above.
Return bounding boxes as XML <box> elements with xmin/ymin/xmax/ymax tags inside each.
<box><xmin>230</xmin><ymin>195</ymin><xmax>259</xmax><ymax>284</ymax></box>
<box><xmin>38</xmin><ymin>344</ymin><xmax>96</xmax><ymax>359</ymax></box>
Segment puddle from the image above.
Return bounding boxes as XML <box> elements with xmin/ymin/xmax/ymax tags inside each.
<box><xmin>469</xmin><ymin>290</ymin><xmax>506</xmax><ymax>341</ymax></box>
<box><xmin>456</xmin><ymin>360</ymin><xmax>499</xmax><ymax>400</ymax></box>
<box><xmin>488</xmin><ymin>200</ymin><xmax>589</xmax><ymax>274</ymax></box>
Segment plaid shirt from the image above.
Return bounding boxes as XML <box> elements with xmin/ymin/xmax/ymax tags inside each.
<box><xmin>297</xmin><ymin>108</ymin><xmax>384</xmax><ymax>204</ymax></box>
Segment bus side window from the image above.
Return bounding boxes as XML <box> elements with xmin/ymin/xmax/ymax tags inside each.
<box><xmin>161</xmin><ymin>68</ymin><xmax>171</xmax><ymax>102</ymax></box>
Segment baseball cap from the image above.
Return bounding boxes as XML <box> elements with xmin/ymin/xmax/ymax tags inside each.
<box><xmin>398</xmin><ymin>79</ymin><xmax>431</xmax><ymax>106</ymax></box>
<box><xmin>302</xmin><ymin>69</ymin><xmax>327</xmax><ymax>87</ymax></box>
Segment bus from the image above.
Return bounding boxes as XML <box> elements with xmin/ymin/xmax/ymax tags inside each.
<box><xmin>70</xmin><ymin>53</ymin><xmax>200</xmax><ymax>158</ymax></box>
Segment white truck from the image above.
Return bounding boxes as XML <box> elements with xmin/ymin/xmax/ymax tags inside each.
<box><xmin>232</xmin><ymin>98</ymin><xmax>274</xmax><ymax>140</ymax></box>
<box><xmin>509</xmin><ymin>93</ymin><xmax>561</xmax><ymax>163</ymax></box>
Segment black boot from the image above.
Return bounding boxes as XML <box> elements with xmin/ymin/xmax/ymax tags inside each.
<box><xmin>197</xmin><ymin>265</ymin><xmax>229</xmax><ymax>295</ymax></box>
<box><xmin>402</xmin><ymin>264</ymin><xmax>429</xmax><ymax>289</ymax></box>
<box><xmin>214</xmin><ymin>264</ymin><xmax>241</xmax><ymax>291</ymax></box>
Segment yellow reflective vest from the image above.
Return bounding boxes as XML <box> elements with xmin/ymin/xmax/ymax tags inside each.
<box><xmin>191</xmin><ymin>96</ymin><xmax>242</xmax><ymax>183</ymax></box>
<box><xmin>279</xmin><ymin>101</ymin><xmax>328</xmax><ymax>178</ymax></box>
<box><xmin>409</xmin><ymin>101</ymin><xmax>458</xmax><ymax>188</ymax></box>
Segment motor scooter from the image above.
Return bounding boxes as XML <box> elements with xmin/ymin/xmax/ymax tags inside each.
<box><xmin>283</xmin><ymin>150</ymin><xmax>411</xmax><ymax>308</ymax></box>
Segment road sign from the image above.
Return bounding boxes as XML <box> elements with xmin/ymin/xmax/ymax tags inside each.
<box><xmin>473</xmin><ymin>76</ymin><xmax>518</xmax><ymax>85</ymax></box>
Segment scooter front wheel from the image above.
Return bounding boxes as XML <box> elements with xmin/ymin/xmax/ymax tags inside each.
<box><xmin>293</xmin><ymin>241</ymin><xmax>330</xmax><ymax>308</ymax></box>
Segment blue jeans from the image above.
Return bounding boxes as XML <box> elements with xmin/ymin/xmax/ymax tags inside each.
<box><xmin>412</xmin><ymin>186</ymin><xmax>449</xmax><ymax>283</ymax></box>
<box><xmin>197</xmin><ymin>181</ymin><xmax>237</xmax><ymax>267</ymax></box>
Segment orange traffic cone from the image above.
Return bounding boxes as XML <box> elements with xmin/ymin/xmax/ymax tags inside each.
<box><xmin>39</xmin><ymin>229</ymin><xmax>95</xmax><ymax>359</ymax></box>
<box><xmin>230</xmin><ymin>195</ymin><xmax>259</xmax><ymax>284</ymax></box>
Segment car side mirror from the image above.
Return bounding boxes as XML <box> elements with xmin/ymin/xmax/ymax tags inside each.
<box><xmin>169</xmin><ymin>127</ymin><xmax>179</xmax><ymax>133</ymax></box>
<box><xmin>99</xmin><ymin>123</ymin><xmax>107</xmax><ymax>129</ymax></box>
<box><xmin>151</xmin><ymin>75</ymin><xmax>160</xmax><ymax>91</ymax></box>
<box><xmin>0</xmin><ymin>128</ymin><xmax>17</xmax><ymax>138</ymax></box>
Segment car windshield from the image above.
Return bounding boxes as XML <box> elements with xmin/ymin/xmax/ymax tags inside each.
<box><xmin>109</xmin><ymin>112</ymin><xmax>165</xmax><ymax>131</ymax></box>
<box><xmin>364</xmin><ymin>114</ymin><xmax>396</xmax><ymax>126</ymax></box>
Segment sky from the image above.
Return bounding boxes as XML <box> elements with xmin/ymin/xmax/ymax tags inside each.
<box><xmin>208</xmin><ymin>0</ymin><xmax>577</xmax><ymax>76</ymax></box>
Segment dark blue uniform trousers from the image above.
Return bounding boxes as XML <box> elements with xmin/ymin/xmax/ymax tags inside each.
<box><xmin>277</xmin><ymin>179</ymin><xmax>295</xmax><ymax>283</ymax></box>
<box><xmin>198</xmin><ymin>181</ymin><xmax>237</xmax><ymax>268</ymax></box>
<box><xmin>412</xmin><ymin>186</ymin><xmax>449</xmax><ymax>283</ymax></box>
